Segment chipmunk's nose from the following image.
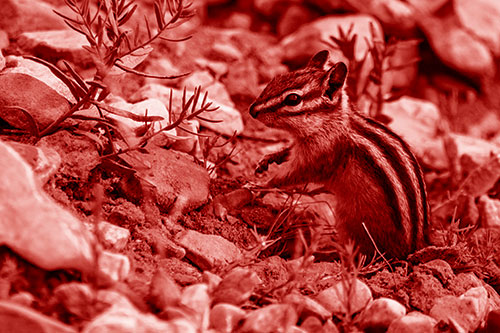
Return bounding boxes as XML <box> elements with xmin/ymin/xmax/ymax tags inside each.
<box><xmin>249</xmin><ymin>103</ymin><xmax>259</xmax><ymax>118</ymax></box>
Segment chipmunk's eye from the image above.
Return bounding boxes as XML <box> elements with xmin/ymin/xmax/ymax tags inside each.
<box><xmin>283</xmin><ymin>93</ymin><xmax>302</xmax><ymax>106</ymax></box>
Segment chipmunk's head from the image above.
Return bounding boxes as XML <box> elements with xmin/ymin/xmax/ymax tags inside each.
<box><xmin>249</xmin><ymin>50</ymin><xmax>348</xmax><ymax>137</ymax></box>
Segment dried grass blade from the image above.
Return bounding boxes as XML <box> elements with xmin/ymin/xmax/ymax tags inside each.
<box><xmin>53</xmin><ymin>10</ymin><xmax>84</xmax><ymax>24</ymax></box>
<box><xmin>118</xmin><ymin>4</ymin><xmax>137</xmax><ymax>25</ymax></box>
<box><xmin>159</xmin><ymin>35</ymin><xmax>191</xmax><ymax>42</ymax></box>
<box><xmin>114</xmin><ymin>62</ymin><xmax>189</xmax><ymax>79</ymax></box>
<box><xmin>63</xmin><ymin>20</ymin><xmax>88</xmax><ymax>36</ymax></box>
<box><xmin>195</xmin><ymin>115</ymin><xmax>222</xmax><ymax>123</ymax></box>
<box><xmin>94</xmin><ymin>102</ymin><xmax>165</xmax><ymax>122</ymax></box>
<box><xmin>154</xmin><ymin>2</ymin><xmax>164</xmax><ymax>28</ymax></box>
<box><xmin>62</xmin><ymin>60</ymin><xmax>89</xmax><ymax>93</ymax></box>
<box><xmin>24</xmin><ymin>56</ymin><xmax>84</xmax><ymax>101</ymax></box>
<box><xmin>4</xmin><ymin>106</ymin><xmax>40</xmax><ymax>138</ymax></box>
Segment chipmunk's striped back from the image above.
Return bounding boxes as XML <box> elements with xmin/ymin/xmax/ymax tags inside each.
<box><xmin>250</xmin><ymin>50</ymin><xmax>428</xmax><ymax>258</ymax></box>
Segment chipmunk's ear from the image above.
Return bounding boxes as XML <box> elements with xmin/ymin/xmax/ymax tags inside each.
<box><xmin>324</xmin><ymin>62</ymin><xmax>347</xmax><ymax>100</ymax></box>
<box><xmin>307</xmin><ymin>50</ymin><xmax>330</xmax><ymax>69</ymax></box>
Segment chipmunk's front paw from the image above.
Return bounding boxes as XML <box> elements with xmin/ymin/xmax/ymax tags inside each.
<box><xmin>255</xmin><ymin>157</ymin><xmax>271</xmax><ymax>175</ymax></box>
<box><xmin>255</xmin><ymin>149</ymin><xmax>289</xmax><ymax>175</ymax></box>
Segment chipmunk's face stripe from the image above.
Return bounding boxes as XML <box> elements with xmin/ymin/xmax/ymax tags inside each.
<box><xmin>254</xmin><ymin>69</ymin><xmax>325</xmax><ymax>101</ymax></box>
<box><xmin>360</xmin><ymin>116</ymin><xmax>428</xmax><ymax>246</ymax></box>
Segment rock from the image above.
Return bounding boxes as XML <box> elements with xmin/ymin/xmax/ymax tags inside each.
<box><xmin>54</xmin><ymin>283</ymin><xmax>96</xmax><ymax>319</ymax></box>
<box><xmin>0</xmin><ymin>0</ymin><xmax>66</xmax><ymax>35</ymax></box>
<box><xmin>95</xmin><ymin>251</ymin><xmax>130</xmax><ymax>287</ymax></box>
<box><xmin>478</xmin><ymin>195</ymin><xmax>500</xmax><ymax>228</ymax></box>
<box><xmin>430</xmin><ymin>286</ymin><xmax>489</xmax><ymax>332</ymax></box>
<box><xmin>221</xmin><ymin>59</ymin><xmax>261</xmax><ymax>103</ymax></box>
<box><xmin>143</xmin><ymin>56</ymin><xmax>185</xmax><ymax>86</ymax></box>
<box><xmin>383</xmin><ymin>97</ymin><xmax>500</xmax><ymax>170</ymax></box>
<box><xmin>179</xmin><ymin>283</ymin><xmax>210</xmax><ymax>329</ymax></box>
<box><xmin>213</xmin><ymin>268</ymin><xmax>262</xmax><ymax>306</ymax></box>
<box><xmin>0</xmin><ymin>140</ymin><xmax>95</xmax><ymax>272</ymax></box>
<box><xmin>95</xmin><ymin>289</ymin><xmax>132</xmax><ymax>307</ymax></box>
<box><xmin>280</xmin><ymin>14</ymin><xmax>384</xmax><ymax>66</ymax></box>
<box><xmin>131</xmin><ymin>83</ymin><xmax>244</xmax><ymax>136</ymax></box>
<box><xmin>283</xmin><ymin>291</ymin><xmax>331</xmax><ymax>321</ymax></box>
<box><xmin>460</xmin><ymin>154</ymin><xmax>500</xmax><ymax>197</ymax></box>
<box><xmin>249</xmin><ymin>256</ymin><xmax>290</xmax><ymax>291</ymax></box>
<box><xmin>433</xmin><ymin>192</ymin><xmax>479</xmax><ymax>228</ymax></box>
<box><xmin>139</xmin><ymin>225</ymin><xmax>186</xmax><ymax>259</ymax></box>
<box><xmin>82</xmin><ymin>295</ymin><xmax>178</xmax><ymax>333</ymax></box>
<box><xmin>0</xmin><ymin>72</ymin><xmax>71</xmax><ymax>132</ymax></box>
<box><xmin>171</xmin><ymin>119</ymin><xmax>200</xmax><ymax>155</ymax></box>
<box><xmin>0</xmin><ymin>301</ymin><xmax>76</xmax><ymax>333</ymax></box>
<box><xmin>227</xmin><ymin>29</ymin><xmax>286</xmax><ymax>83</ymax></box>
<box><xmin>108</xmin><ymin>98</ymin><xmax>176</xmax><ymax>144</ymax></box>
<box><xmin>280</xmin><ymin>14</ymin><xmax>384</xmax><ymax>99</ymax></box>
<box><xmin>455</xmin><ymin>0</ymin><xmax>500</xmax><ymax>56</ymax></box>
<box><xmin>8</xmin><ymin>141</ymin><xmax>61</xmax><ymax>184</ymax></box>
<box><xmin>345</xmin><ymin>0</ymin><xmax>416</xmax><ymax>34</ymax></box>
<box><xmin>322</xmin><ymin>319</ymin><xmax>341</xmax><ymax>332</ymax></box>
<box><xmin>9</xmin><ymin>292</ymin><xmax>35</xmax><ymax>307</ymax></box>
<box><xmin>253</xmin><ymin>0</ymin><xmax>287</xmax><ymax>18</ymax></box>
<box><xmin>448</xmin><ymin>272</ymin><xmax>484</xmax><ymax>296</ymax></box>
<box><xmin>277</xmin><ymin>4</ymin><xmax>318</xmax><ymax>37</ymax></box>
<box><xmin>16</xmin><ymin>30</ymin><xmax>92</xmax><ymax>66</ymax></box>
<box><xmin>0</xmin><ymin>51</ymin><xmax>5</xmax><ymax>72</ymax></box>
<box><xmin>4</xmin><ymin>56</ymin><xmax>75</xmax><ymax>101</ymax></box>
<box><xmin>305</xmin><ymin>0</ymin><xmax>345</xmax><ymax>12</ymax></box>
<box><xmin>222</xmin><ymin>12</ymin><xmax>253</xmax><ymax>30</ymax></box>
<box><xmin>210</xmin><ymin>303</ymin><xmax>246</xmax><ymax>333</ymax></box>
<box><xmin>202</xmin><ymin>271</ymin><xmax>223</xmax><ymax>292</ymax></box>
<box><xmin>148</xmin><ymin>268</ymin><xmax>182</xmax><ymax>311</ymax></box>
<box><xmin>407</xmin><ymin>270</ymin><xmax>450</xmax><ymax>313</ymax></box>
<box><xmin>467</xmin><ymin>111</ymin><xmax>500</xmax><ymax>139</ymax></box>
<box><xmin>159</xmin><ymin>257</ymin><xmax>203</xmax><ymax>286</ymax></box>
<box><xmin>406</xmin><ymin>0</ymin><xmax>448</xmax><ymax>14</ymax></box>
<box><xmin>240</xmin><ymin>304</ymin><xmax>298</xmax><ymax>333</ymax></box>
<box><xmin>181</xmin><ymin>70</ymin><xmax>234</xmax><ymax>107</ymax></box>
<box><xmin>175</xmin><ymin>230</ymin><xmax>242</xmax><ymax>270</ymax></box>
<box><xmin>485</xmin><ymin>309</ymin><xmax>500</xmax><ymax>332</ymax></box>
<box><xmin>387</xmin><ymin>311</ymin><xmax>437</xmax><ymax>333</ymax></box>
<box><xmin>358</xmin><ymin>298</ymin><xmax>406</xmax><ymax>331</ymax></box>
<box><xmin>455</xmin><ymin>137</ymin><xmax>500</xmax><ymax>171</ymax></box>
<box><xmin>300</xmin><ymin>316</ymin><xmax>324</xmax><ymax>333</ymax></box>
<box><xmin>382</xmin><ymin>96</ymin><xmax>439</xmax><ymax>149</ymax></box>
<box><xmin>209</xmin><ymin>42</ymin><xmax>243</xmax><ymax>62</ymax></box>
<box><xmin>0</xmin><ymin>31</ymin><xmax>9</xmax><ymax>50</ymax></box>
<box><xmin>383</xmin><ymin>39</ymin><xmax>419</xmax><ymax>90</ymax></box>
<box><xmin>199</xmin><ymin>103</ymin><xmax>244</xmax><ymax>137</ymax></box>
<box><xmin>170</xmin><ymin>26</ymin><xmax>283</xmax><ymax>98</ymax></box>
<box><xmin>97</xmin><ymin>221</ymin><xmax>130</xmax><ymax>251</ymax></box>
<box><xmin>417</xmin><ymin>15</ymin><xmax>494</xmax><ymax>80</ymax></box>
<box><xmin>212</xmin><ymin>189</ymin><xmax>254</xmax><ymax>220</ymax></box>
<box><xmin>166</xmin><ymin>319</ymin><xmax>198</xmax><ymax>333</ymax></box>
<box><xmin>485</xmin><ymin>282</ymin><xmax>500</xmax><ymax>313</ymax></box>
<box><xmin>131</xmin><ymin>147</ymin><xmax>210</xmax><ymax>220</ymax></box>
<box><xmin>38</xmin><ymin>130</ymin><xmax>100</xmax><ymax>183</ymax></box>
<box><xmin>315</xmin><ymin>279</ymin><xmax>373</xmax><ymax>316</ymax></box>
<box><xmin>415</xmin><ymin>260</ymin><xmax>455</xmax><ymax>285</ymax></box>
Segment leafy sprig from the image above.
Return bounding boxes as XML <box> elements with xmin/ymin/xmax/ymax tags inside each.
<box><xmin>11</xmin><ymin>0</ymin><xmax>222</xmax><ymax>163</ymax></box>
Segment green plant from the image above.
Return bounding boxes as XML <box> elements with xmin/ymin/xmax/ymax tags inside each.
<box><xmin>325</xmin><ymin>23</ymin><xmax>420</xmax><ymax>118</ymax></box>
<box><xmin>196</xmin><ymin>131</ymin><xmax>238</xmax><ymax>177</ymax></box>
<box><xmin>17</xmin><ymin>0</ymin><xmax>218</xmax><ymax>160</ymax></box>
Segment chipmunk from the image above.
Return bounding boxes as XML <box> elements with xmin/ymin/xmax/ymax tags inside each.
<box><xmin>249</xmin><ymin>50</ymin><xmax>428</xmax><ymax>258</ymax></box>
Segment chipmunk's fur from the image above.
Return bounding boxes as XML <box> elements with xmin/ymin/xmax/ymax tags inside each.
<box><xmin>249</xmin><ymin>50</ymin><xmax>428</xmax><ymax>258</ymax></box>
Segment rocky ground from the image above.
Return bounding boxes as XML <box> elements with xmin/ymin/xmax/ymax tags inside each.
<box><xmin>1</xmin><ymin>0</ymin><xmax>500</xmax><ymax>332</ymax></box>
